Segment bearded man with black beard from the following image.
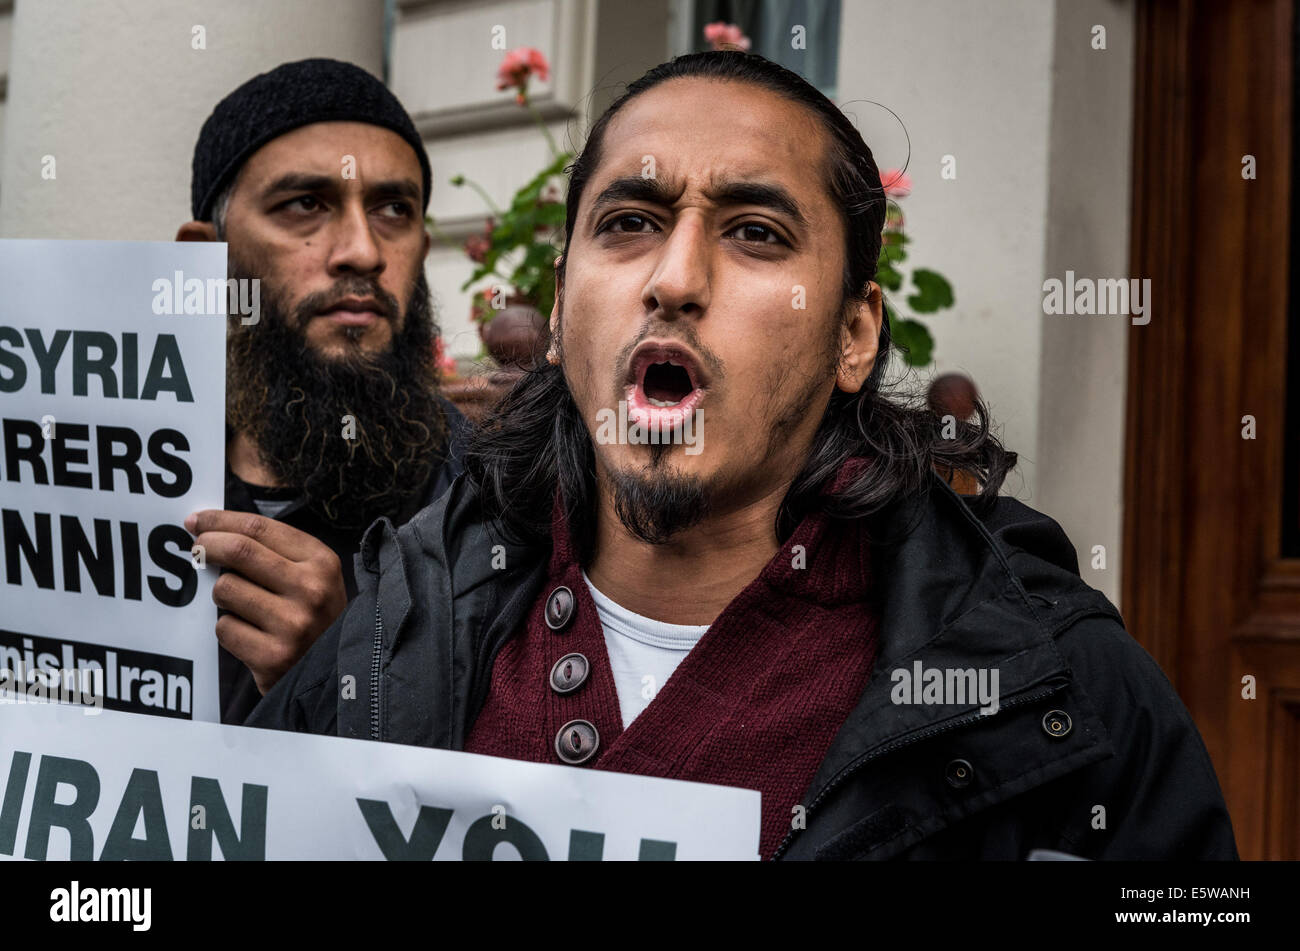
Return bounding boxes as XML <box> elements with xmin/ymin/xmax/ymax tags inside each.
<box><xmin>175</xmin><ymin>59</ymin><xmax>468</xmax><ymax>724</ymax></box>
<box><xmin>225</xmin><ymin>263</ymin><xmax>447</xmax><ymax>534</ymax></box>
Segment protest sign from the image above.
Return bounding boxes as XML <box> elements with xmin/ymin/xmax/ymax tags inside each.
<box><xmin>0</xmin><ymin>240</ymin><xmax>227</xmax><ymax>721</ymax></box>
<box><xmin>0</xmin><ymin>702</ymin><xmax>762</xmax><ymax>860</ymax></box>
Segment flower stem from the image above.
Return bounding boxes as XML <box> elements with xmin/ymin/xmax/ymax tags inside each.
<box><xmin>424</xmin><ymin>216</ymin><xmax>465</xmax><ymax>254</ymax></box>
<box><xmin>455</xmin><ymin>177</ymin><xmax>502</xmax><ymax>216</ymax></box>
<box><xmin>523</xmin><ymin>93</ymin><xmax>560</xmax><ymax>157</ymax></box>
<box><xmin>472</xmin><ymin>181</ymin><xmax>504</xmax><ymax>215</ymax></box>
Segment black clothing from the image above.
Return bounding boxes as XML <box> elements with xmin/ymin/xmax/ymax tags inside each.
<box><xmin>218</xmin><ymin>399</ymin><xmax>468</xmax><ymax>724</ymax></box>
<box><xmin>247</xmin><ymin>471</ymin><xmax>1238</xmax><ymax>860</ymax></box>
<box><xmin>191</xmin><ymin>57</ymin><xmax>432</xmax><ymax>221</ymax></box>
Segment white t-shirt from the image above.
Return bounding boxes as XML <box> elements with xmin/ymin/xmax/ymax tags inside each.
<box><xmin>582</xmin><ymin>571</ymin><xmax>710</xmax><ymax>729</ymax></box>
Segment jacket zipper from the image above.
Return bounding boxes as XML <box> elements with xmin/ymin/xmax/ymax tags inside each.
<box><xmin>771</xmin><ymin>679</ymin><xmax>1064</xmax><ymax>860</ymax></box>
<box><xmin>369</xmin><ymin>602</ymin><xmax>383</xmax><ymax>741</ymax></box>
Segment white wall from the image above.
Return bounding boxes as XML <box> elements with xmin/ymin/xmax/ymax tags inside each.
<box><xmin>836</xmin><ymin>0</ymin><xmax>1133</xmax><ymax>603</ymax></box>
<box><xmin>1038</xmin><ymin>0</ymin><xmax>1133</xmax><ymax>603</ymax></box>
<box><xmin>0</xmin><ymin>1</ymin><xmax>12</xmax><ymax>196</ymax></box>
<box><xmin>393</xmin><ymin>0</ymin><xmax>668</xmax><ymax>360</ymax></box>
<box><xmin>393</xmin><ymin>0</ymin><xmax>589</xmax><ymax>360</ymax></box>
<box><xmin>0</xmin><ymin>0</ymin><xmax>384</xmax><ymax>240</ymax></box>
<box><xmin>838</xmin><ymin>0</ymin><xmax>1057</xmax><ymax>493</ymax></box>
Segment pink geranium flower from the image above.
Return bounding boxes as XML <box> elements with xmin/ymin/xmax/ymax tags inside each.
<box><xmin>880</xmin><ymin>168</ymin><xmax>912</xmax><ymax>198</ymax></box>
<box><xmin>496</xmin><ymin>47</ymin><xmax>550</xmax><ymax>99</ymax></box>
<box><xmin>464</xmin><ymin>217</ymin><xmax>494</xmax><ymax>263</ymax></box>
<box><xmin>433</xmin><ymin>337</ymin><xmax>458</xmax><ymax>377</ymax></box>
<box><xmin>704</xmin><ymin>21</ymin><xmax>751</xmax><ymax>51</ymax></box>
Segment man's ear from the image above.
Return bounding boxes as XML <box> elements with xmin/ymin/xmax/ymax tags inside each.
<box><xmin>835</xmin><ymin>280</ymin><xmax>884</xmax><ymax>394</ymax></box>
<box><xmin>175</xmin><ymin>221</ymin><xmax>218</xmax><ymax>242</ymax></box>
<box><xmin>549</xmin><ymin>255</ymin><xmax>564</xmax><ymax>337</ymax></box>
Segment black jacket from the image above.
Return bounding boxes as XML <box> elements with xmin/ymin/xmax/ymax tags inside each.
<box><xmin>219</xmin><ymin>399</ymin><xmax>469</xmax><ymax>724</ymax></box>
<box><xmin>246</xmin><ymin>471</ymin><xmax>1239</xmax><ymax>860</ymax></box>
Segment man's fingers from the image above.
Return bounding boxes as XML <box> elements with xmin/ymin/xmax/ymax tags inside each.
<box><xmin>195</xmin><ymin>530</ymin><xmax>294</xmax><ymax>593</ymax></box>
<box><xmin>186</xmin><ymin>509</ymin><xmax>323</xmax><ymax>561</ymax></box>
<box><xmin>214</xmin><ymin>612</ymin><xmax>270</xmax><ymax>667</ymax></box>
<box><xmin>211</xmin><ymin>571</ymin><xmax>300</xmax><ymax>635</ymax></box>
<box><xmin>214</xmin><ymin>614</ymin><xmax>294</xmax><ymax>696</ymax></box>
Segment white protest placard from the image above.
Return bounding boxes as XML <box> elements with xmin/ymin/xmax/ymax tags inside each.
<box><xmin>0</xmin><ymin>240</ymin><xmax>227</xmax><ymax>722</ymax></box>
<box><xmin>0</xmin><ymin>703</ymin><xmax>762</xmax><ymax>860</ymax></box>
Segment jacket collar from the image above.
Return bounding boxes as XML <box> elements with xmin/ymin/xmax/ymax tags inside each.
<box><xmin>773</xmin><ymin>472</ymin><xmax>1116</xmax><ymax>859</ymax></box>
<box><xmin>805</xmin><ymin>474</ymin><xmax>1074</xmax><ymax>787</ymax></box>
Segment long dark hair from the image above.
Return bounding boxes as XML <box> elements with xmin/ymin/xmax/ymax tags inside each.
<box><xmin>466</xmin><ymin>50</ymin><xmax>1016</xmax><ymax>552</ymax></box>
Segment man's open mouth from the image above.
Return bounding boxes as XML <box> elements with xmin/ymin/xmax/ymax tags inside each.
<box><xmin>643</xmin><ymin>360</ymin><xmax>694</xmax><ymax>406</ymax></box>
<box><xmin>624</xmin><ymin>342</ymin><xmax>707</xmax><ymax>429</ymax></box>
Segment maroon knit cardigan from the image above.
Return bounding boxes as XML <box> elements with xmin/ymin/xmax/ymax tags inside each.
<box><xmin>464</xmin><ymin>473</ymin><xmax>880</xmax><ymax>859</ymax></box>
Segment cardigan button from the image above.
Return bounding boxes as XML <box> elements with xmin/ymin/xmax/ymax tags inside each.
<box><xmin>555</xmin><ymin>719</ymin><xmax>600</xmax><ymax>765</ymax></box>
<box><xmin>544</xmin><ymin>586</ymin><xmax>575</xmax><ymax>631</ymax></box>
<box><xmin>549</xmin><ymin>653</ymin><xmax>590</xmax><ymax>694</ymax></box>
<box><xmin>1042</xmin><ymin>709</ymin><xmax>1073</xmax><ymax>739</ymax></box>
<box><xmin>945</xmin><ymin>758</ymin><xmax>974</xmax><ymax>788</ymax></box>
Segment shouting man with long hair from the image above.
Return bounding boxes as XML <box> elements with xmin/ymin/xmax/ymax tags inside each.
<box><xmin>249</xmin><ymin>51</ymin><xmax>1236</xmax><ymax>861</ymax></box>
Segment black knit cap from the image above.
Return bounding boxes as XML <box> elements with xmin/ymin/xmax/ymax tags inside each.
<box><xmin>190</xmin><ymin>57</ymin><xmax>431</xmax><ymax>221</ymax></box>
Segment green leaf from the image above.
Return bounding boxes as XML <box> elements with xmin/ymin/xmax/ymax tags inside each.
<box><xmin>536</xmin><ymin>201</ymin><xmax>567</xmax><ymax>229</ymax></box>
<box><xmin>878</xmin><ymin>246</ymin><xmax>907</xmax><ymax>276</ymax></box>
<box><xmin>906</xmin><ymin>268</ymin><xmax>955</xmax><ymax>314</ymax></box>
<box><xmin>877</xmin><ymin>231</ymin><xmax>910</xmax><ymax>279</ymax></box>
<box><xmin>459</xmin><ymin>252</ymin><xmax>506</xmax><ymax>291</ymax></box>
<box><xmin>888</xmin><ymin>309</ymin><xmax>935</xmax><ymax>366</ymax></box>
<box><xmin>508</xmin><ymin>152</ymin><xmax>574</xmax><ymax>210</ymax></box>
<box><xmin>508</xmin><ymin>242</ymin><xmax>560</xmax><ymax>315</ymax></box>
<box><xmin>453</xmin><ymin>150</ymin><xmax>573</xmax><ymax>299</ymax></box>
<box><xmin>876</xmin><ymin>259</ymin><xmax>903</xmax><ymax>292</ymax></box>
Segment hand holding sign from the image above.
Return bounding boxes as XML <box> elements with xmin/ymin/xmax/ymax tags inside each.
<box><xmin>185</xmin><ymin>509</ymin><xmax>346</xmax><ymax>695</ymax></box>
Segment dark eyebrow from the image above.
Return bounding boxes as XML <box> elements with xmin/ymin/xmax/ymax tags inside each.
<box><xmin>701</xmin><ymin>179</ymin><xmax>808</xmax><ymax>229</ymax></box>
<box><xmin>261</xmin><ymin>173</ymin><xmax>335</xmax><ymax>198</ymax></box>
<box><xmin>260</xmin><ymin>173</ymin><xmax>421</xmax><ymax>205</ymax></box>
<box><xmin>586</xmin><ymin>176</ymin><xmax>682</xmax><ymax>226</ymax></box>
<box><xmin>366</xmin><ymin>179</ymin><xmax>422</xmax><ymax>205</ymax></box>
<box><xmin>586</xmin><ymin>175</ymin><xmax>808</xmax><ymax>231</ymax></box>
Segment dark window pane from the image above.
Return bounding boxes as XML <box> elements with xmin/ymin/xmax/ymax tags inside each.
<box><xmin>693</xmin><ymin>0</ymin><xmax>841</xmax><ymax>96</ymax></box>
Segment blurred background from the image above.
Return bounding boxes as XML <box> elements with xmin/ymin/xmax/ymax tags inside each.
<box><xmin>0</xmin><ymin>0</ymin><xmax>1293</xmax><ymax>859</ymax></box>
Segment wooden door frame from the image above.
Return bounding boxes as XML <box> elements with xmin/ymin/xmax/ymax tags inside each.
<box><xmin>1123</xmin><ymin>0</ymin><xmax>1297</xmax><ymax>859</ymax></box>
